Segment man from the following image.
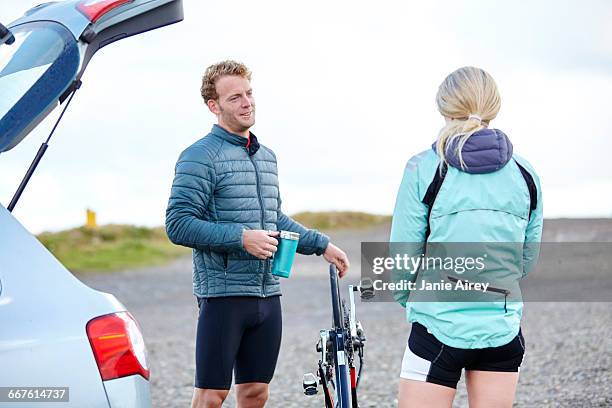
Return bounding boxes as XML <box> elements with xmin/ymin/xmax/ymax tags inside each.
<box><xmin>165</xmin><ymin>60</ymin><xmax>350</xmax><ymax>408</ymax></box>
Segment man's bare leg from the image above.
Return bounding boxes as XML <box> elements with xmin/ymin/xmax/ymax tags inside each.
<box><xmin>191</xmin><ymin>387</ymin><xmax>229</xmax><ymax>408</ymax></box>
<box><xmin>235</xmin><ymin>382</ymin><xmax>269</xmax><ymax>408</ymax></box>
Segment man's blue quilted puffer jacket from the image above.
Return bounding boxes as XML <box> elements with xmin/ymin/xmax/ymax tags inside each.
<box><xmin>166</xmin><ymin>124</ymin><xmax>330</xmax><ymax>298</ymax></box>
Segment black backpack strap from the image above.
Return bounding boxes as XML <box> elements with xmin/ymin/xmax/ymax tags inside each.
<box><xmin>422</xmin><ymin>162</ymin><xmax>447</xmax><ymax>241</ymax></box>
<box><xmin>513</xmin><ymin>159</ymin><xmax>538</xmax><ymax>220</ymax></box>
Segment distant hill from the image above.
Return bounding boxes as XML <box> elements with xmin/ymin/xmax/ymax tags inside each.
<box><xmin>36</xmin><ymin>214</ymin><xmax>612</xmax><ymax>273</ymax></box>
<box><xmin>37</xmin><ymin>224</ymin><xmax>189</xmax><ymax>273</ymax></box>
<box><xmin>542</xmin><ymin>218</ymin><xmax>612</xmax><ymax>242</ymax></box>
<box><xmin>292</xmin><ymin>211</ymin><xmax>392</xmax><ymax>231</ymax></box>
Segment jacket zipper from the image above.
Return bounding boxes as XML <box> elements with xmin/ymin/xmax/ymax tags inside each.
<box><xmin>248</xmin><ymin>151</ymin><xmax>267</xmax><ymax>297</ymax></box>
<box><xmin>446</xmin><ymin>275</ymin><xmax>510</xmax><ymax>313</ymax></box>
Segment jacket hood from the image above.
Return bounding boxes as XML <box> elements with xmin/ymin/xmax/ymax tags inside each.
<box><xmin>431</xmin><ymin>128</ymin><xmax>513</xmax><ymax>174</ymax></box>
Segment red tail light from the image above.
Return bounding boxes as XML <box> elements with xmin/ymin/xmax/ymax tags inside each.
<box><xmin>86</xmin><ymin>312</ymin><xmax>150</xmax><ymax>381</ymax></box>
<box><xmin>76</xmin><ymin>0</ymin><xmax>132</xmax><ymax>23</ymax></box>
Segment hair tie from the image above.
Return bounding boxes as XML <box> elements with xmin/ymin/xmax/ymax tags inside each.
<box><xmin>468</xmin><ymin>114</ymin><xmax>482</xmax><ymax>122</ymax></box>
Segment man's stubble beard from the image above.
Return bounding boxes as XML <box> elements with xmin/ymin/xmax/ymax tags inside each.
<box><xmin>219</xmin><ymin>106</ymin><xmax>254</xmax><ymax>134</ymax></box>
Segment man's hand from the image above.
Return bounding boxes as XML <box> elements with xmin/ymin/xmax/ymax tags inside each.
<box><xmin>323</xmin><ymin>243</ymin><xmax>350</xmax><ymax>278</ymax></box>
<box><xmin>243</xmin><ymin>230</ymin><xmax>279</xmax><ymax>260</ymax></box>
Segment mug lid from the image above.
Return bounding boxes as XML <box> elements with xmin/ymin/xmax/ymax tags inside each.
<box><xmin>280</xmin><ymin>230</ymin><xmax>300</xmax><ymax>240</ymax></box>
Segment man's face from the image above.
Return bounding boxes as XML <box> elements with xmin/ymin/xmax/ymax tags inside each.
<box><xmin>208</xmin><ymin>75</ymin><xmax>255</xmax><ymax>135</ymax></box>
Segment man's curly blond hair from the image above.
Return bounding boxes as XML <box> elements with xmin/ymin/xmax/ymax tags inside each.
<box><xmin>200</xmin><ymin>60</ymin><xmax>252</xmax><ymax>103</ymax></box>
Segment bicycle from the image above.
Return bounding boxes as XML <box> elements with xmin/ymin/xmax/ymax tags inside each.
<box><xmin>302</xmin><ymin>264</ymin><xmax>374</xmax><ymax>408</ymax></box>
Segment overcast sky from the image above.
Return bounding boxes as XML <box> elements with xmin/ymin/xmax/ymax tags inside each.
<box><xmin>1</xmin><ymin>0</ymin><xmax>611</xmax><ymax>234</ymax></box>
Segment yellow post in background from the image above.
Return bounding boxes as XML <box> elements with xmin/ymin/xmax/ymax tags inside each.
<box><xmin>86</xmin><ymin>208</ymin><xmax>98</xmax><ymax>229</ymax></box>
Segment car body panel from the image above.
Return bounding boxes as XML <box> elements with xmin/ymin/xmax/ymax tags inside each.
<box><xmin>103</xmin><ymin>375</ymin><xmax>152</xmax><ymax>408</ymax></box>
<box><xmin>0</xmin><ymin>1</ymin><xmax>184</xmax><ymax>405</ymax></box>
<box><xmin>10</xmin><ymin>1</ymin><xmax>92</xmax><ymax>41</ymax></box>
<box><xmin>0</xmin><ymin>204</ymin><xmax>127</xmax><ymax>406</ymax></box>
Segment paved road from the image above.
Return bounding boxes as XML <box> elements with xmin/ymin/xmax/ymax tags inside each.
<box><xmin>79</xmin><ymin>223</ymin><xmax>612</xmax><ymax>407</ymax></box>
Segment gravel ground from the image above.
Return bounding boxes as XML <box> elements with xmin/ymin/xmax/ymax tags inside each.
<box><xmin>79</xmin><ymin>221</ymin><xmax>612</xmax><ymax>408</ymax></box>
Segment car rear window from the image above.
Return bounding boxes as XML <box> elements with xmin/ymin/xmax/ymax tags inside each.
<box><xmin>0</xmin><ymin>21</ymin><xmax>79</xmax><ymax>152</ymax></box>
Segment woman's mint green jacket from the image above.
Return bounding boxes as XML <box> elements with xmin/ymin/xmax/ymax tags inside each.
<box><xmin>390</xmin><ymin>129</ymin><xmax>543</xmax><ymax>348</ymax></box>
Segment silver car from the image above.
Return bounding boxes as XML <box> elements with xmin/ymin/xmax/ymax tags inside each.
<box><xmin>0</xmin><ymin>1</ymin><xmax>183</xmax><ymax>406</ymax></box>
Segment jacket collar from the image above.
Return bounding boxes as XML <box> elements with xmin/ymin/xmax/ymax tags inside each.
<box><xmin>211</xmin><ymin>124</ymin><xmax>260</xmax><ymax>155</ymax></box>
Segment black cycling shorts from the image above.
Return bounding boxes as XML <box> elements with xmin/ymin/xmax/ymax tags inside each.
<box><xmin>194</xmin><ymin>295</ymin><xmax>282</xmax><ymax>389</ymax></box>
<box><xmin>400</xmin><ymin>322</ymin><xmax>525</xmax><ymax>389</ymax></box>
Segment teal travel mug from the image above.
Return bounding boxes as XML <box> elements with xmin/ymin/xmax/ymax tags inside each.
<box><xmin>271</xmin><ymin>231</ymin><xmax>300</xmax><ymax>278</ymax></box>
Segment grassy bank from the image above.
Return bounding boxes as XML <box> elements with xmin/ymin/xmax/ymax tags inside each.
<box><xmin>37</xmin><ymin>211</ymin><xmax>391</xmax><ymax>273</ymax></box>
<box><xmin>292</xmin><ymin>211</ymin><xmax>391</xmax><ymax>231</ymax></box>
<box><xmin>37</xmin><ymin>224</ymin><xmax>189</xmax><ymax>273</ymax></box>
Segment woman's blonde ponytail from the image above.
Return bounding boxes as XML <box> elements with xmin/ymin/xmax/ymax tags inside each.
<box><xmin>434</xmin><ymin>67</ymin><xmax>501</xmax><ymax>172</ymax></box>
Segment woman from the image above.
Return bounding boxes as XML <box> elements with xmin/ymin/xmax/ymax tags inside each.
<box><xmin>391</xmin><ymin>66</ymin><xmax>543</xmax><ymax>408</ymax></box>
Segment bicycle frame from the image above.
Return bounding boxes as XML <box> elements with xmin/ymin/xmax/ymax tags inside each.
<box><xmin>330</xmin><ymin>265</ymin><xmax>351</xmax><ymax>407</ymax></box>
<box><xmin>303</xmin><ymin>264</ymin><xmax>373</xmax><ymax>408</ymax></box>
